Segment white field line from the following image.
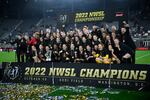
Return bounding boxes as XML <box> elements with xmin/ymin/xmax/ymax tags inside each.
<box><xmin>136</xmin><ymin>53</ymin><xmax>150</xmax><ymax>60</ymax></box>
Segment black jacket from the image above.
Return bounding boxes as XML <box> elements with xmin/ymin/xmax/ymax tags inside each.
<box><xmin>120</xmin><ymin>27</ymin><xmax>136</xmax><ymax>50</ymax></box>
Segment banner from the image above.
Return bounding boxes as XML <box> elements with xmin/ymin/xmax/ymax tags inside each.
<box><xmin>2</xmin><ymin>62</ymin><xmax>150</xmax><ymax>90</ymax></box>
<box><xmin>74</xmin><ymin>11</ymin><xmax>105</xmax><ymax>23</ymax></box>
<box><xmin>57</xmin><ymin>10</ymin><xmax>127</xmax><ymax>24</ymax></box>
<box><xmin>57</xmin><ymin>10</ymin><xmax>106</xmax><ymax>24</ymax></box>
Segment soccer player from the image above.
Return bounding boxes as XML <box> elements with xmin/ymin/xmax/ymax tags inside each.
<box><xmin>95</xmin><ymin>43</ymin><xmax>110</xmax><ymax>64</ymax></box>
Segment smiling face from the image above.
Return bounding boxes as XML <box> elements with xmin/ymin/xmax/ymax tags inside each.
<box><xmin>39</xmin><ymin>44</ymin><xmax>43</xmax><ymax>50</ymax></box>
<box><xmin>106</xmin><ymin>35</ymin><xmax>110</xmax><ymax>40</ymax></box>
<box><xmin>79</xmin><ymin>45</ymin><xmax>83</xmax><ymax>51</ymax></box>
<box><xmin>94</xmin><ymin>45</ymin><xmax>98</xmax><ymax>50</ymax></box>
<box><xmin>53</xmin><ymin>44</ymin><xmax>58</xmax><ymax>50</ymax></box>
<box><xmin>82</xmin><ymin>37</ymin><xmax>86</xmax><ymax>43</ymax></box>
<box><xmin>93</xmin><ymin>35</ymin><xmax>98</xmax><ymax>41</ymax></box>
<box><xmin>45</xmin><ymin>46</ymin><xmax>50</xmax><ymax>52</ymax></box>
<box><xmin>98</xmin><ymin>43</ymin><xmax>104</xmax><ymax>51</ymax></box>
<box><xmin>56</xmin><ymin>37</ymin><xmax>60</xmax><ymax>43</ymax></box>
<box><xmin>101</xmin><ymin>27</ymin><xmax>105</xmax><ymax>33</ymax></box>
<box><xmin>86</xmin><ymin>45</ymin><xmax>91</xmax><ymax>52</ymax></box>
<box><xmin>65</xmin><ymin>37</ymin><xmax>69</xmax><ymax>42</ymax></box>
<box><xmin>114</xmin><ymin>38</ymin><xmax>120</xmax><ymax>45</ymax></box>
<box><xmin>75</xmin><ymin>36</ymin><xmax>79</xmax><ymax>42</ymax></box>
<box><xmin>60</xmin><ymin>31</ymin><xmax>66</xmax><ymax>38</ymax></box>
<box><xmin>70</xmin><ymin>43</ymin><xmax>75</xmax><ymax>50</ymax></box>
<box><xmin>62</xmin><ymin>44</ymin><xmax>67</xmax><ymax>51</ymax></box>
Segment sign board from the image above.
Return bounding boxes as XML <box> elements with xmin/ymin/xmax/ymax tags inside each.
<box><xmin>2</xmin><ymin>62</ymin><xmax>150</xmax><ymax>90</ymax></box>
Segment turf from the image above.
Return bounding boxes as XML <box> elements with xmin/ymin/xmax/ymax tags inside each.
<box><xmin>135</xmin><ymin>50</ymin><xmax>150</xmax><ymax>64</ymax></box>
<box><xmin>0</xmin><ymin>50</ymin><xmax>150</xmax><ymax>64</ymax></box>
<box><xmin>0</xmin><ymin>51</ymin><xmax>16</xmax><ymax>62</ymax></box>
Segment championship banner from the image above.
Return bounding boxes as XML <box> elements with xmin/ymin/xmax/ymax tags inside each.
<box><xmin>57</xmin><ymin>10</ymin><xmax>105</xmax><ymax>24</ymax></box>
<box><xmin>74</xmin><ymin>11</ymin><xmax>105</xmax><ymax>23</ymax></box>
<box><xmin>2</xmin><ymin>62</ymin><xmax>150</xmax><ymax>90</ymax></box>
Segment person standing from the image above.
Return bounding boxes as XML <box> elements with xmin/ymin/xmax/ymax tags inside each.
<box><xmin>120</xmin><ymin>23</ymin><xmax>136</xmax><ymax>64</ymax></box>
<box><xmin>11</xmin><ymin>35</ymin><xmax>22</xmax><ymax>62</ymax></box>
<box><xmin>20</xmin><ymin>36</ymin><xmax>27</xmax><ymax>62</ymax></box>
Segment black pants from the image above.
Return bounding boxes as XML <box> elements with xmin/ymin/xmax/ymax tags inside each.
<box><xmin>16</xmin><ymin>52</ymin><xmax>25</xmax><ymax>62</ymax></box>
<box><xmin>132</xmin><ymin>50</ymin><xmax>136</xmax><ymax>64</ymax></box>
<box><xmin>0</xmin><ymin>64</ymin><xmax>3</xmax><ymax>81</ymax></box>
<box><xmin>21</xmin><ymin>54</ymin><xmax>25</xmax><ymax>62</ymax></box>
<box><xmin>26</xmin><ymin>53</ymin><xmax>32</xmax><ymax>62</ymax></box>
<box><xmin>17</xmin><ymin>52</ymin><xmax>20</xmax><ymax>62</ymax></box>
<box><xmin>122</xmin><ymin>58</ymin><xmax>132</xmax><ymax>64</ymax></box>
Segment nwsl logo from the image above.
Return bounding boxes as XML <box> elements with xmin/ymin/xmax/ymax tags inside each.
<box><xmin>6</xmin><ymin>65</ymin><xmax>19</xmax><ymax>80</ymax></box>
<box><xmin>59</xmin><ymin>15</ymin><xmax>67</xmax><ymax>23</ymax></box>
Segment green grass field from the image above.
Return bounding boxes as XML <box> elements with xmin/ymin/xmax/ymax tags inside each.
<box><xmin>0</xmin><ymin>50</ymin><xmax>150</xmax><ymax>64</ymax></box>
<box><xmin>135</xmin><ymin>50</ymin><xmax>150</xmax><ymax>64</ymax></box>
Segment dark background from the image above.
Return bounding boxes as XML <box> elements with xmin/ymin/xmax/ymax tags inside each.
<box><xmin>0</xmin><ymin>0</ymin><xmax>149</xmax><ymax>21</ymax></box>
